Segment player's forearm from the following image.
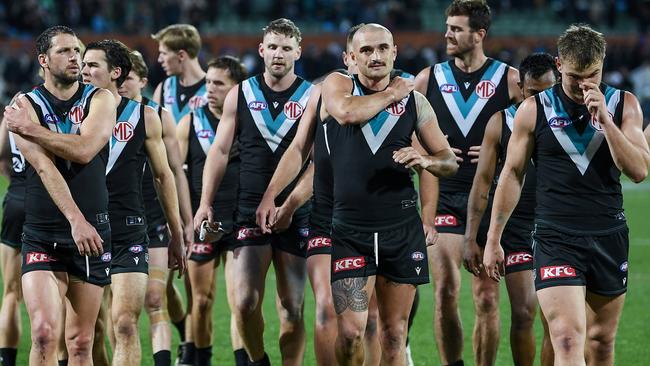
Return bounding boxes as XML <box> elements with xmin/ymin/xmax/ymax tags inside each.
<box><xmin>334</xmin><ymin>91</ymin><xmax>395</xmax><ymax>125</ymax></box>
<box><xmin>424</xmin><ymin>149</ymin><xmax>458</xmax><ymax>177</ymax></box>
<box><xmin>173</xmin><ymin>169</ymin><xmax>194</xmax><ymax>227</ymax></box>
<box><xmin>418</xmin><ymin>171</ymin><xmax>438</xmax><ymax>225</ymax></box>
<box><xmin>603</xmin><ymin>124</ymin><xmax>649</xmax><ymax>182</ymax></box>
<box><xmin>265</xmin><ymin>146</ymin><xmax>308</xmax><ymax>201</ymax></box>
<box><xmin>282</xmin><ymin>163</ymin><xmax>314</xmax><ymax>213</ymax></box>
<box><xmin>35</xmin><ymin>162</ymin><xmax>85</xmax><ymax>224</ymax></box>
<box><xmin>23</xmin><ymin>126</ymin><xmax>101</xmax><ymax>164</ymax></box>
<box><xmin>199</xmin><ymin>149</ymin><xmax>229</xmax><ymax>207</ymax></box>
<box><xmin>465</xmin><ymin>176</ymin><xmax>491</xmax><ymax>242</ymax></box>
<box><xmin>154</xmin><ymin>168</ymin><xmax>183</xmax><ymax>236</ymax></box>
<box><xmin>486</xmin><ymin>166</ymin><xmax>523</xmax><ymax>245</ymax></box>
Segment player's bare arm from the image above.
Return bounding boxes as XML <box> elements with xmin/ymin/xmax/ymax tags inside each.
<box><xmin>273</xmin><ymin>162</ymin><xmax>314</xmax><ymax>233</ymax></box>
<box><xmin>256</xmin><ymin>85</ymin><xmax>321</xmax><ymax>231</ymax></box>
<box><xmin>144</xmin><ymin>106</ymin><xmax>186</xmax><ymax>275</ymax></box>
<box><xmin>583</xmin><ymin>83</ymin><xmax>649</xmax><ymax>183</ymax></box>
<box><xmin>193</xmin><ymin>86</ymin><xmax>239</xmax><ymax>232</ymax></box>
<box><xmin>0</xmin><ymin>116</ymin><xmax>12</xmax><ymax>179</ymax></box>
<box><xmin>321</xmin><ymin>71</ymin><xmax>413</xmax><ymax>125</ymax></box>
<box><xmin>412</xmin><ymin>137</ymin><xmax>439</xmax><ymax>246</ymax></box>
<box><xmin>393</xmin><ymin>92</ymin><xmax>458</xmax><ymax>177</ymax></box>
<box><xmin>414</xmin><ymin>66</ymin><xmax>430</xmax><ymax>96</ymax></box>
<box><xmin>152</xmin><ymin>82</ymin><xmax>163</xmax><ymax>105</ymax></box>
<box><xmin>507</xmin><ymin>67</ymin><xmax>523</xmax><ymax>104</ymax></box>
<box><xmin>5</xmin><ymin>89</ymin><xmax>115</xmax><ymax>164</ymax></box>
<box><xmin>464</xmin><ymin>111</ymin><xmax>503</xmax><ymax>276</ymax></box>
<box><xmin>484</xmin><ymin>97</ymin><xmax>536</xmax><ymax>281</ymax></box>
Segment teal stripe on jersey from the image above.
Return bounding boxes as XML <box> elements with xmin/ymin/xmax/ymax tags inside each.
<box><xmin>112</xmin><ymin>100</ymin><xmax>139</xmax><ymax>148</ymax></box>
<box><xmin>248</xmin><ymin>77</ymin><xmax>312</xmax><ymax>136</ymax></box>
<box><xmin>193</xmin><ymin>107</ymin><xmax>216</xmax><ymax>145</ymax></box>
<box><xmin>544</xmin><ymin>89</ymin><xmax>594</xmax><ymax>155</ymax></box>
<box><xmin>353</xmin><ymin>79</ymin><xmax>391</xmax><ymax>135</ymax></box>
<box><xmin>440</xmin><ymin>60</ymin><xmax>503</xmax><ymax>118</ymax></box>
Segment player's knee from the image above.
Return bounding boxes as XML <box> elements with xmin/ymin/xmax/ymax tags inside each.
<box><xmin>435</xmin><ymin>283</ymin><xmax>460</xmax><ymax>307</ymax></box>
<box><xmin>379</xmin><ymin>322</ymin><xmax>406</xmax><ymax>356</ymax></box>
<box><xmin>114</xmin><ymin>312</ymin><xmax>139</xmax><ymax>339</ymax></box>
<box><xmin>234</xmin><ymin>291</ymin><xmax>260</xmax><ymax>317</ymax></box>
<box><xmin>365</xmin><ymin>314</ymin><xmax>378</xmax><ymax>337</ymax></box>
<box><xmin>145</xmin><ymin>288</ymin><xmax>165</xmax><ymax>313</ymax></box>
<box><xmin>67</xmin><ymin>333</ymin><xmax>94</xmax><ymax>356</ymax></box>
<box><xmin>315</xmin><ymin>298</ymin><xmax>336</xmax><ymax>328</ymax></box>
<box><xmin>474</xmin><ymin>287</ymin><xmax>499</xmax><ymax>315</ymax></box>
<box><xmin>338</xmin><ymin>325</ymin><xmax>364</xmax><ymax>352</ymax></box>
<box><xmin>587</xmin><ymin>326</ymin><xmax>616</xmax><ymax>360</ymax></box>
<box><xmin>511</xmin><ymin>304</ymin><xmax>536</xmax><ymax>331</ymax></box>
<box><xmin>32</xmin><ymin>321</ymin><xmax>57</xmax><ymax>350</ymax></box>
<box><xmin>550</xmin><ymin>325</ymin><xmax>584</xmax><ymax>355</ymax></box>
<box><xmin>194</xmin><ymin>293</ymin><xmax>214</xmax><ymax>314</ymax></box>
<box><xmin>278</xmin><ymin>296</ymin><xmax>304</xmax><ymax>325</ymax></box>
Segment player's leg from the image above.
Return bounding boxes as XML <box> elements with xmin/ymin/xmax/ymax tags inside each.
<box><xmin>540</xmin><ymin>310</ymin><xmax>554</xmax><ymax>366</ymax></box>
<box><xmin>405</xmin><ymin>287</ymin><xmax>420</xmax><ymax>366</ymax></box>
<box><xmin>504</xmin><ymin>270</ymin><xmax>536</xmax><ymax>366</ymax></box>
<box><xmin>110</xmin><ymin>272</ymin><xmax>148</xmax><ymax>366</ymax></box>
<box><xmin>306</xmin><ymin>253</ymin><xmax>337</xmax><ymax>365</ymax></box>
<box><xmin>145</xmin><ymin>247</ymin><xmax>172</xmax><ymax>366</ymax></box>
<box><xmin>188</xmin><ymin>241</ymin><xmax>220</xmax><ymax>366</ymax></box>
<box><xmin>375</xmin><ymin>276</ymin><xmax>416</xmax><ymax>366</ymax></box>
<box><xmin>223</xmin><ymin>250</ymin><xmax>247</xmax><ymax>365</ymax></box>
<box><xmin>427</xmin><ymin>233</ymin><xmax>464</xmax><ymax>365</ymax></box>
<box><xmin>471</xmin><ymin>268</ymin><xmax>500</xmax><ymax>366</ymax></box>
<box><xmin>64</xmin><ymin>278</ymin><xmax>104</xmax><ymax>366</ymax></box>
<box><xmin>57</xmin><ymin>302</ymin><xmax>68</xmax><ymax>366</ymax></box>
<box><xmin>0</xmin><ymin>244</ymin><xmax>21</xmax><ymax>366</ymax></box>
<box><xmin>91</xmin><ymin>288</ymin><xmax>110</xmax><ymax>366</ymax></box>
<box><xmin>273</xmin><ymin>249</ymin><xmax>307</xmax><ymax>365</ymax></box>
<box><xmin>585</xmin><ymin>292</ymin><xmax>625</xmax><ymax>366</ymax></box>
<box><xmin>363</xmin><ymin>290</ymin><xmax>381</xmax><ymax>366</ymax></box>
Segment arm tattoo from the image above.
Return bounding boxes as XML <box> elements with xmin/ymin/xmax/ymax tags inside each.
<box><xmin>332</xmin><ymin>277</ymin><xmax>369</xmax><ymax>314</ymax></box>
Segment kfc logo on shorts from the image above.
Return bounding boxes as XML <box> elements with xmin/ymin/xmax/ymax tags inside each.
<box><xmin>439</xmin><ymin>84</ymin><xmax>458</xmax><ymax>93</ymax></box>
<box><xmin>26</xmin><ymin>252</ymin><xmax>58</xmax><ymax>265</ymax></box>
<box><xmin>333</xmin><ymin>256</ymin><xmax>366</xmax><ymax>273</ymax></box>
<box><xmin>620</xmin><ymin>261</ymin><xmax>628</xmax><ymax>272</ymax></box>
<box><xmin>307</xmin><ymin>237</ymin><xmax>331</xmax><ymax>251</ymax></box>
<box><xmin>248</xmin><ymin>101</ymin><xmax>267</xmax><ymax>111</ymax></box>
<box><xmin>385</xmin><ymin>99</ymin><xmax>407</xmax><ymax>116</ymax></box>
<box><xmin>434</xmin><ymin>214</ymin><xmax>457</xmax><ymax>227</ymax></box>
<box><xmin>129</xmin><ymin>245</ymin><xmax>144</xmax><ymax>254</ymax></box>
<box><xmin>411</xmin><ymin>251</ymin><xmax>425</xmax><ymax>261</ymax></box>
<box><xmin>506</xmin><ymin>252</ymin><xmax>533</xmax><ymax>267</ymax></box>
<box><xmin>68</xmin><ymin>105</ymin><xmax>84</xmax><ymax>124</ymax></box>
<box><xmin>113</xmin><ymin>121</ymin><xmax>134</xmax><ymax>142</ymax></box>
<box><xmin>101</xmin><ymin>252</ymin><xmax>112</xmax><ymax>262</ymax></box>
<box><xmin>192</xmin><ymin>243</ymin><xmax>213</xmax><ymax>255</ymax></box>
<box><xmin>237</xmin><ymin>227</ymin><xmax>263</xmax><ymax>240</ymax></box>
<box><xmin>475</xmin><ymin>80</ymin><xmax>496</xmax><ymax>99</ymax></box>
<box><xmin>540</xmin><ymin>265</ymin><xmax>577</xmax><ymax>280</ymax></box>
<box><xmin>284</xmin><ymin>101</ymin><xmax>304</xmax><ymax>120</ymax></box>
<box><xmin>188</xmin><ymin>95</ymin><xmax>207</xmax><ymax>110</ymax></box>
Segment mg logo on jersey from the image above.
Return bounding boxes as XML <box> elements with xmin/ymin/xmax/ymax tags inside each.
<box><xmin>284</xmin><ymin>101</ymin><xmax>304</xmax><ymax>120</ymax></box>
<box><xmin>540</xmin><ymin>265</ymin><xmax>577</xmax><ymax>280</ymax></box>
<box><xmin>439</xmin><ymin>83</ymin><xmax>458</xmax><ymax>93</ymax></box>
<box><xmin>26</xmin><ymin>252</ymin><xmax>58</xmax><ymax>265</ymax></box>
<box><xmin>434</xmin><ymin>214</ymin><xmax>457</xmax><ymax>227</ymax></box>
<box><xmin>68</xmin><ymin>105</ymin><xmax>84</xmax><ymax>124</ymax></box>
<box><xmin>113</xmin><ymin>121</ymin><xmax>134</xmax><ymax>142</ymax></box>
<box><xmin>333</xmin><ymin>256</ymin><xmax>366</xmax><ymax>273</ymax></box>
<box><xmin>248</xmin><ymin>101</ymin><xmax>267</xmax><ymax>111</ymax></box>
<box><xmin>189</xmin><ymin>95</ymin><xmax>207</xmax><ymax>110</ymax></box>
<box><xmin>307</xmin><ymin>237</ymin><xmax>331</xmax><ymax>251</ymax></box>
<box><xmin>237</xmin><ymin>227</ymin><xmax>263</xmax><ymax>240</ymax></box>
<box><xmin>197</xmin><ymin>129</ymin><xmax>214</xmax><ymax>139</ymax></box>
<box><xmin>385</xmin><ymin>99</ymin><xmax>407</xmax><ymax>116</ymax></box>
<box><xmin>548</xmin><ymin>117</ymin><xmax>572</xmax><ymax>128</ymax></box>
<box><xmin>411</xmin><ymin>251</ymin><xmax>425</xmax><ymax>261</ymax></box>
<box><xmin>506</xmin><ymin>252</ymin><xmax>533</xmax><ymax>267</ymax></box>
<box><xmin>475</xmin><ymin>80</ymin><xmax>496</xmax><ymax>99</ymax></box>
<box><xmin>192</xmin><ymin>243</ymin><xmax>213</xmax><ymax>254</ymax></box>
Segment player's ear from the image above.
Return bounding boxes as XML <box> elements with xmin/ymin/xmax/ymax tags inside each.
<box><xmin>258</xmin><ymin>43</ymin><xmax>264</xmax><ymax>58</ymax></box>
<box><xmin>555</xmin><ymin>56</ymin><xmax>562</xmax><ymax>73</ymax></box>
<box><xmin>295</xmin><ymin>45</ymin><xmax>302</xmax><ymax>61</ymax></box>
<box><xmin>38</xmin><ymin>53</ymin><xmax>48</xmax><ymax>69</ymax></box>
<box><xmin>393</xmin><ymin>44</ymin><xmax>397</xmax><ymax>61</ymax></box>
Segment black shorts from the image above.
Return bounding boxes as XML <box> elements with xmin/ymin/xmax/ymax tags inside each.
<box><xmin>189</xmin><ymin>232</ymin><xmax>237</xmax><ymax>262</ymax></box>
<box><xmin>111</xmin><ymin>234</ymin><xmax>149</xmax><ymax>275</ymax></box>
<box><xmin>306</xmin><ymin>213</ymin><xmax>332</xmax><ymax>257</ymax></box>
<box><xmin>233</xmin><ymin>205</ymin><xmax>310</xmax><ymax>258</ymax></box>
<box><xmin>532</xmin><ymin>224</ymin><xmax>629</xmax><ymax>296</ymax></box>
<box><xmin>331</xmin><ymin>215</ymin><xmax>430</xmax><ymax>285</ymax></box>
<box><xmin>502</xmin><ymin>217</ymin><xmax>534</xmax><ymax>274</ymax></box>
<box><xmin>435</xmin><ymin>192</ymin><xmax>489</xmax><ymax>245</ymax></box>
<box><xmin>21</xmin><ymin>230</ymin><xmax>112</xmax><ymax>287</ymax></box>
<box><xmin>1</xmin><ymin>195</ymin><xmax>24</xmax><ymax>249</ymax></box>
<box><xmin>147</xmin><ymin>217</ymin><xmax>169</xmax><ymax>249</ymax></box>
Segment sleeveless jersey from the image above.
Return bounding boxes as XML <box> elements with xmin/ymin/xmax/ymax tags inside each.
<box><xmin>161</xmin><ymin>76</ymin><xmax>207</xmax><ymax>123</ymax></box>
<box><xmin>187</xmin><ymin>106</ymin><xmax>239</xmax><ymax>220</ymax></box>
<box><xmin>106</xmin><ymin>97</ymin><xmax>148</xmax><ymax>242</ymax></box>
<box><xmin>5</xmin><ymin>131</ymin><xmax>26</xmax><ymax>200</ymax></box>
<box><xmin>23</xmin><ymin>84</ymin><xmax>109</xmax><ymax>237</ymax></box>
<box><xmin>426</xmin><ymin>58</ymin><xmax>510</xmax><ymax>193</ymax></box>
<box><xmin>237</xmin><ymin>74</ymin><xmax>313</xmax><ymax>207</ymax></box>
<box><xmin>498</xmin><ymin>104</ymin><xmax>536</xmax><ymax>221</ymax></box>
<box><xmin>329</xmin><ymin>75</ymin><xmax>420</xmax><ymax>230</ymax></box>
<box><xmin>533</xmin><ymin>83</ymin><xmax>625</xmax><ymax>233</ymax></box>
<box><xmin>140</xmin><ymin>97</ymin><xmax>166</xmax><ymax>225</ymax></box>
<box><xmin>313</xmin><ymin>98</ymin><xmax>334</xmax><ymax>222</ymax></box>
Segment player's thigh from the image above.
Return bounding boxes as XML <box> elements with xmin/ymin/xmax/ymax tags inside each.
<box><xmin>332</xmin><ymin>275</ymin><xmax>376</xmax><ymax>333</ymax></box>
<box><xmin>427</xmin><ymin>233</ymin><xmax>463</xmax><ymax>283</ymax></box>
<box><xmin>273</xmin><ymin>248</ymin><xmax>307</xmax><ymax>303</ymax></box>
<box><xmin>586</xmin><ymin>291</ymin><xmax>625</xmax><ymax>340</ymax></box>
<box><xmin>375</xmin><ymin>275</ymin><xmax>416</xmax><ymax>326</ymax></box>
<box><xmin>537</xmin><ymin>285</ymin><xmax>586</xmax><ymax>335</ymax></box>
<box><xmin>0</xmin><ymin>244</ymin><xmax>22</xmax><ymax>295</ymax></box>
<box><xmin>22</xmin><ymin>270</ymin><xmax>67</xmax><ymax>324</ymax></box>
<box><xmin>505</xmin><ymin>269</ymin><xmax>536</xmax><ymax>311</ymax></box>
<box><xmin>307</xmin><ymin>254</ymin><xmax>332</xmax><ymax>299</ymax></box>
<box><xmin>188</xmin><ymin>258</ymin><xmax>218</xmax><ymax>297</ymax></box>
<box><xmin>111</xmin><ymin>272</ymin><xmax>148</xmax><ymax>316</ymax></box>
<box><xmin>65</xmin><ymin>278</ymin><xmax>105</xmax><ymax>336</ymax></box>
<box><xmin>230</xmin><ymin>245</ymin><xmax>273</xmax><ymax>296</ymax></box>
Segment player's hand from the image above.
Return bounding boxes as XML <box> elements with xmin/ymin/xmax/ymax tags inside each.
<box><xmin>468</xmin><ymin>145</ymin><xmax>481</xmax><ymax>163</ymax></box>
<box><xmin>483</xmin><ymin>239</ymin><xmax>505</xmax><ymax>282</ymax></box>
<box><xmin>451</xmin><ymin>147</ymin><xmax>464</xmax><ymax>163</ymax></box>
<box><xmin>193</xmin><ymin>203</ymin><xmax>214</xmax><ymax>233</ymax></box>
<box><xmin>393</xmin><ymin>146</ymin><xmax>432</xmax><ymax>170</ymax></box>
<box><xmin>70</xmin><ymin>216</ymin><xmax>104</xmax><ymax>257</ymax></box>
<box><xmin>256</xmin><ymin>194</ymin><xmax>278</xmax><ymax>234</ymax></box>
<box><xmin>581</xmin><ymin>81</ymin><xmax>611</xmax><ymax>126</ymax></box>
<box><xmin>462</xmin><ymin>238</ymin><xmax>483</xmax><ymax>277</ymax></box>
<box><xmin>168</xmin><ymin>230</ymin><xmax>187</xmax><ymax>277</ymax></box>
<box><xmin>4</xmin><ymin>96</ymin><xmax>34</xmax><ymax>137</ymax></box>
<box><xmin>182</xmin><ymin>222</ymin><xmax>194</xmax><ymax>258</ymax></box>
<box><xmin>386</xmin><ymin>76</ymin><xmax>415</xmax><ymax>102</ymax></box>
<box><xmin>271</xmin><ymin>204</ymin><xmax>294</xmax><ymax>233</ymax></box>
<box><xmin>423</xmin><ymin>223</ymin><xmax>439</xmax><ymax>246</ymax></box>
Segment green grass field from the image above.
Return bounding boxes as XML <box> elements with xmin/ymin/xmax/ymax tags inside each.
<box><xmin>2</xmin><ymin>178</ymin><xmax>650</xmax><ymax>365</ymax></box>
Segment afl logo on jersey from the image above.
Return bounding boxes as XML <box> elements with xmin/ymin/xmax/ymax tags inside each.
<box><xmin>248</xmin><ymin>101</ymin><xmax>267</xmax><ymax>111</ymax></box>
<box><xmin>45</xmin><ymin>114</ymin><xmax>60</xmax><ymax>124</ymax></box>
<box><xmin>385</xmin><ymin>99</ymin><xmax>407</xmax><ymax>116</ymax></box>
<box><xmin>68</xmin><ymin>105</ymin><xmax>85</xmax><ymax>124</ymax></box>
<box><xmin>284</xmin><ymin>101</ymin><xmax>304</xmax><ymax>120</ymax></box>
<box><xmin>439</xmin><ymin>83</ymin><xmax>458</xmax><ymax>93</ymax></box>
<box><xmin>165</xmin><ymin>95</ymin><xmax>175</xmax><ymax>105</ymax></box>
<box><xmin>548</xmin><ymin>117</ymin><xmax>572</xmax><ymax>128</ymax></box>
<box><xmin>475</xmin><ymin>80</ymin><xmax>496</xmax><ymax>99</ymax></box>
<box><xmin>197</xmin><ymin>129</ymin><xmax>214</xmax><ymax>139</ymax></box>
<box><xmin>113</xmin><ymin>121</ymin><xmax>134</xmax><ymax>142</ymax></box>
<box><xmin>188</xmin><ymin>95</ymin><xmax>207</xmax><ymax>110</ymax></box>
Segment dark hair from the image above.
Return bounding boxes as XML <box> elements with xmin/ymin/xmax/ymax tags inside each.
<box><xmin>445</xmin><ymin>0</ymin><xmax>491</xmax><ymax>32</ymax></box>
<box><xmin>519</xmin><ymin>52</ymin><xmax>559</xmax><ymax>84</ymax></box>
<box><xmin>36</xmin><ymin>25</ymin><xmax>77</xmax><ymax>55</ymax></box>
<box><xmin>85</xmin><ymin>39</ymin><xmax>132</xmax><ymax>87</ymax></box>
<box><xmin>263</xmin><ymin>18</ymin><xmax>302</xmax><ymax>43</ymax></box>
<box><xmin>207</xmin><ymin>56</ymin><xmax>248</xmax><ymax>84</ymax></box>
<box><xmin>129</xmin><ymin>51</ymin><xmax>148</xmax><ymax>80</ymax></box>
<box><xmin>557</xmin><ymin>24</ymin><xmax>606</xmax><ymax>70</ymax></box>
<box><xmin>346</xmin><ymin>23</ymin><xmax>366</xmax><ymax>48</ymax></box>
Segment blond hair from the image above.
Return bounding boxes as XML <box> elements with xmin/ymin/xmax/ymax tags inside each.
<box><xmin>152</xmin><ymin>24</ymin><xmax>201</xmax><ymax>58</ymax></box>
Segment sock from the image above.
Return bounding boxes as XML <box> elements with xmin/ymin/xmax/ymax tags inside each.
<box><xmin>248</xmin><ymin>353</ymin><xmax>270</xmax><ymax>366</ymax></box>
<box><xmin>446</xmin><ymin>360</ymin><xmax>464</xmax><ymax>366</ymax></box>
<box><xmin>180</xmin><ymin>342</ymin><xmax>196</xmax><ymax>364</ymax></box>
<box><xmin>173</xmin><ymin>316</ymin><xmax>187</xmax><ymax>341</ymax></box>
<box><xmin>195</xmin><ymin>346</ymin><xmax>212</xmax><ymax>366</ymax></box>
<box><xmin>0</xmin><ymin>348</ymin><xmax>17</xmax><ymax>366</ymax></box>
<box><xmin>57</xmin><ymin>360</ymin><xmax>68</xmax><ymax>366</ymax></box>
<box><xmin>234</xmin><ymin>348</ymin><xmax>248</xmax><ymax>366</ymax></box>
<box><xmin>153</xmin><ymin>350</ymin><xmax>171</xmax><ymax>366</ymax></box>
